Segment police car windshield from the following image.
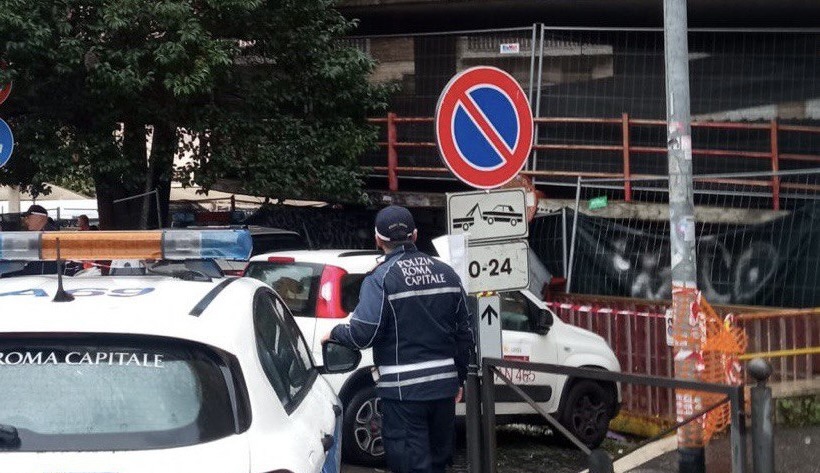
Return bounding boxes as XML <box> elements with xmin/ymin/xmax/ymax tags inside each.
<box><xmin>0</xmin><ymin>336</ymin><xmax>243</xmax><ymax>452</ymax></box>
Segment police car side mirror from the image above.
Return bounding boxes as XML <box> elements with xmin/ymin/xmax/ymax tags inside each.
<box><xmin>320</xmin><ymin>341</ymin><xmax>362</xmax><ymax>374</ymax></box>
<box><xmin>535</xmin><ymin>309</ymin><xmax>554</xmax><ymax>336</ymax></box>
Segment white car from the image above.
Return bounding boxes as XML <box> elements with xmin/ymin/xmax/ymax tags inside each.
<box><xmin>244</xmin><ymin>249</ymin><xmax>622</xmax><ymax>467</ymax></box>
<box><xmin>0</xmin><ymin>230</ymin><xmax>360</xmax><ymax>473</ymax></box>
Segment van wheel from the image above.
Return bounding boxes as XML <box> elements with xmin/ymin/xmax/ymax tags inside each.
<box><xmin>343</xmin><ymin>385</ymin><xmax>385</xmax><ymax>467</ymax></box>
<box><xmin>558</xmin><ymin>380</ymin><xmax>615</xmax><ymax>449</ymax></box>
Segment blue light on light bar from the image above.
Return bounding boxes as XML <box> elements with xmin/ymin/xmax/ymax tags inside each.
<box><xmin>162</xmin><ymin>229</ymin><xmax>252</xmax><ymax>261</ymax></box>
<box><xmin>0</xmin><ymin>232</ymin><xmax>41</xmax><ymax>260</ymax></box>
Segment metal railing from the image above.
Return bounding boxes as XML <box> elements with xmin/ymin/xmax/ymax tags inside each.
<box><xmin>476</xmin><ymin>358</ymin><xmax>749</xmax><ymax>473</ymax></box>
<box><xmin>547</xmin><ymin>293</ymin><xmax>820</xmax><ymax>423</ymax></box>
<box><xmin>736</xmin><ymin>308</ymin><xmax>820</xmax><ymax>383</ymax></box>
<box><xmin>366</xmin><ymin>114</ymin><xmax>820</xmax><ymax>210</ymax></box>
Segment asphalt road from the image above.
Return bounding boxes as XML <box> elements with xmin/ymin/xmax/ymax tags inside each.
<box><xmin>343</xmin><ymin>425</ymin><xmax>634</xmax><ymax>473</ymax></box>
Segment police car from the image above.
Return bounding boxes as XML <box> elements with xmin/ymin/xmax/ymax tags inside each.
<box><xmin>0</xmin><ymin>230</ymin><xmax>360</xmax><ymax>473</ymax></box>
<box><xmin>244</xmin><ymin>249</ymin><xmax>622</xmax><ymax>467</ymax></box>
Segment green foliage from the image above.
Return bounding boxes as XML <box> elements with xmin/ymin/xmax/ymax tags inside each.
<box><xmin>0</xmin><ymin>0</ymin><xmax>389</xmax><ymax>213</ymax></box>
<box><xmin>777</xmin><ymin>396</ymin><xmax>820</xmax><ymax>427</ymax></box>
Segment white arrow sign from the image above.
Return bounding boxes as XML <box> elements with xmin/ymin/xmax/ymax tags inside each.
<box><xmin>476</xmin><ymin>294</ymin><xmax>502</xmax><ymax>360</ymax></box>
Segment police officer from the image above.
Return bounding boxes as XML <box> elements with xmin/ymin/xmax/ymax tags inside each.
<box><xmin>323</xmin><ymin>205</ymin><xmax>474</xmax><ymax>473</ymax></box>
<box><xmin>22</xmin><ymin>204</ymin><xmax>59</xmax><ymax>231</ymax></box>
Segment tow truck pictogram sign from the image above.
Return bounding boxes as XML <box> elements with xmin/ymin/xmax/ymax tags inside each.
<box><xmin>447</xmin><ymin>188</ymin><xmax>528</xmax><ymax>243</ymax></box>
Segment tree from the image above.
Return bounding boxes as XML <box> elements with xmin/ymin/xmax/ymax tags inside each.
<box><xmin>0</xmin><ymin>0</ymin><xmax>388</xmax><ymax>228</ymax></box>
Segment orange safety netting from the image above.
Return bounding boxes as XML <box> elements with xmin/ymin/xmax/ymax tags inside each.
<box><xmin>675</xmin><ymin>293</ymin><xmax>747</xmax><ymax>443</ymax></box>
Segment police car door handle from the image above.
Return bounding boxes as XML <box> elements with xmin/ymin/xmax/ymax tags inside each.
<box><xmin>333</xmin><ymin>405</ymin><xmax>342</xmax><ymax>417</ymax></box>
<box><xmin>321</xmin><ymin>434</ymin><xmax>335</xmax><ymax>452</ymax></box>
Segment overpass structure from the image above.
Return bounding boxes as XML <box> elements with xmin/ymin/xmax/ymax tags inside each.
<box><xmin>338</xmin><ymin>0</ymin><xmax>820</xmax><ymax>34</ymax></box>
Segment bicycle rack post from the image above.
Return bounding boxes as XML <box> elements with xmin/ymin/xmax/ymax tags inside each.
<box><xmin>749</xmin><ymin>358</ymin><xmax>774</xmax><ymax>473</ymax></box>
<box><xmin>729</xmin><ymin>385</ymin><xmax>748</xmax><ymax>473</ymax></box>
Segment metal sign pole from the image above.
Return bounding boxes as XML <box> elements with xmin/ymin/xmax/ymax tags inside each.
<box><xmin>464</xmin><ymin>350</ymin><xmax>482</xmax><ymax>473</ymax></box>
<box><xmin>663</xmin><ymin>0</ymin><xmax>705</xmax><ymax>471</ymax></box>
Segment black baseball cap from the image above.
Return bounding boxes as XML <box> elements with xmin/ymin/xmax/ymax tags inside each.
<box><xmin>375</xmin><ymin>205</ymin><xmax>416</xmax><ymax>242</ymax></box>
<box><xmin>23</xmin><ymin>204</ymin><xmax>49</xmax><ymax>217</ymax></box>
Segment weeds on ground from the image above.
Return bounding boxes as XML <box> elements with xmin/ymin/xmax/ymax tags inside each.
<box><xmin>777</xmin><ymin>396</ymin><xmax>820</xmax><ymax>427</ymax></box>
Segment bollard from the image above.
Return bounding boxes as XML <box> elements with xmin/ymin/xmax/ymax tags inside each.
<box><xmin>588</xmin><ymin>449</ymin><xmax>615</xmax><ymax>473</ymax></box>
<box><xmin>748</xmin><ymin>358</ymin><xmax>774</xmax><ymax>473</ymax></box>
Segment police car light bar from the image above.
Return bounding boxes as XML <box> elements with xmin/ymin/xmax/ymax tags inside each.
<box><xmin>0</xmin><ymin>230</ymin><xmax>252</xmax><ymax>261</ymax></box>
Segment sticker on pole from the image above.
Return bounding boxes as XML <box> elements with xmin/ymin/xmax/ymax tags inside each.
<box><xmin>435</xmin><ymin>66</ymin><xmax>533</xmax><ymax>189</ymax></box>
<box><xmin>0</xmin><ymin>118</ymin><xmax>13</xmax><ymax>169</ymax></box>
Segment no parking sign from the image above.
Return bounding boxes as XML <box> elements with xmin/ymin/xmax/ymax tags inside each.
<box><xmin>435</xmin><ymin>66</ymin><xmax>533</xmax><ymax>189</ymax></box>
<box><xmin>0</xmin><ymin>118</ymin><xmax>12</xmax><ymax>169</ymax></box>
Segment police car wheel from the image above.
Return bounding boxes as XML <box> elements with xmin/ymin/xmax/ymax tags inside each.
<box><xmin>558</xmin><ymin>380</ymin><xmax>615</xmax><ymax>449</ymax></box>
<box><xmin>343</xmin><ymin>385</ymin><xmax>385</xmax><ymax>467</ymax></box>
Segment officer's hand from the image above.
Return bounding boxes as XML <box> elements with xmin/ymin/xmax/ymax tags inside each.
<box><xmin>321</xmin><ymin>331</ymin><xmax>332</xmax><ymax>344</ymax></box>
<box><xmin>455</xmin><ymin>386</ymin><xmax>464</xmax><ymax>403</ymax></box>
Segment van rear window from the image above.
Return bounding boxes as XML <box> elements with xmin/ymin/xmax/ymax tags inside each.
<box><xmin>0</xmin><ymin>336</ymin><xmax>242</xmax><ymax>452</ymax></box>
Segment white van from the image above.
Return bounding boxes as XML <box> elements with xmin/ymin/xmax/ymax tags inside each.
<box><xmin>244</xmin><ymin>249</ymin><xmax>621</xmax><ymax>467</ymax></box>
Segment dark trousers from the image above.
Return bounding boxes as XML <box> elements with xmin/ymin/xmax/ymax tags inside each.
<box><xmin>380</xmin><ymin>398</ymin><xmax>455</xmax><ymax>473</ymax></box>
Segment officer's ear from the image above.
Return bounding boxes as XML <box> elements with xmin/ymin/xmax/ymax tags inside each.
<box><xmin>411</xmin><ymin>229</ymin><xmax>418</xmax><ymax>243</ymax></box>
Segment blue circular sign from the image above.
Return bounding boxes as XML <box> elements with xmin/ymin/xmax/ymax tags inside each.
<box><xmin>0</xmin><ymin>118</ymin><xmax>13</xmax><ymax>169</ymax></box>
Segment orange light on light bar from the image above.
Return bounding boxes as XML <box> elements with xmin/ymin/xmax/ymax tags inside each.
<box><xmin>40</xmin><ymin>232</ymin><xmax>164</xmax><ymax>260</ymax></box>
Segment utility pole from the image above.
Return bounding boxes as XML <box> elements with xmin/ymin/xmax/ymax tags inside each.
<box><xmin>663</xmin><ymin>0</ymin><xmax>704</xmax><ymax>472</ymax></box>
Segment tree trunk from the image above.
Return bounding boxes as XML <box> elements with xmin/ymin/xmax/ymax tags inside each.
<box><xmin>147</xmin><ymin>123</ymin><xmax>176</xmax><ymax>229</ymax></box>
<box><xmin>96</xmin><ymin>122</ymin><xmax>148</xmax><ymax>229</ymax></box>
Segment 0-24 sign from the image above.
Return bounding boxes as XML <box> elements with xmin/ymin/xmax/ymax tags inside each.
<box><xmin>466</xmin><ymin>241</ymin><xmax>529</xmax><ymax>293</ymax></box>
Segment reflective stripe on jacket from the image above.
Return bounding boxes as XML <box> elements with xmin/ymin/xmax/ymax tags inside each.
<box><xmin>330</xmin><ymin>244</ymin><xmax>474</xmax><ymax>401</ymax></box>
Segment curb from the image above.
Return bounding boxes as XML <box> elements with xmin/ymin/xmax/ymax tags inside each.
<box><xmin>579</xmin><ymin>435</ymin><xmax>677</xmax><ymax>473</ymax></box>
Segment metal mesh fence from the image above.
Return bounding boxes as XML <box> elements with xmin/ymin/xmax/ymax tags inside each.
<box><xmin>528</xmin><ymin>169</ymin><xmax>820</xmax><ymax>309</ymax></box>
<box><xmin>347</xmin><ymin>27</ymin><xmax>538</xmax><ymax>170</ymax></box>
<box><xmin>351</xmin><ymin>27</ymin><xmax>819</xmax><ymax>185</ymax></box>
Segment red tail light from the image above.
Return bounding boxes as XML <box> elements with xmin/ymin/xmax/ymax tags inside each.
<box><xmin>315</xmin><ymin>265</ymin><xmax>348</xmax><ymax>319</ymax></box>
<box><xmin>224</xmin><ymin>269</ymin><xmax>244</xmax><ymax>277</ymax></box>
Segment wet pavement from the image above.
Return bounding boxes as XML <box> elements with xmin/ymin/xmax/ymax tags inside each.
<box><xmin>629</xmin><ymin>425</ymin><xmax>820</xmax><ymax>473</ymax></box>
<box><xmin>343</xmin><ymin>425</ymin><xmax>636</xmax><ymax>473</ymax></box>
<box><xmin>344</xmin><ymin>425</ymin><xmax>820</xmax><ymax>472</ymax></box>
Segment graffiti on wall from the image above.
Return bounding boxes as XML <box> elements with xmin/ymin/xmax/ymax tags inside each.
<box><xmin>604</xmin><ymin>235</ymin><xmax>782</xmax><ymax>304</ymax></box>
<box><xmin>530</xmin><ymin>203</ymin><xmax>820</xmax><ymax>308</ymax></box>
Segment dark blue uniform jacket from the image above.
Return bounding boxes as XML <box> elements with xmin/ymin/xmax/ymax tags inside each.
<box><xmin>331</xmin><ymin>244</ymin><xmax>474</xmax><ymax>401</ymax></box>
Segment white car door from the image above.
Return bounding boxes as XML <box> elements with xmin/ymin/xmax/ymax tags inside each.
<box><xmin>496</xmin><ymin>291</ymin><xmax>564</xmax><ymax>415</ymax></box>
<box><xmin>256</xmin><ymin>291</ymin><xmax>336</xmax><ymax>471</ymax></box>
<box><xmin>275</xmin><ymin>294</ymin><xmax>342</xmax><ymax>470</ymax></box>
